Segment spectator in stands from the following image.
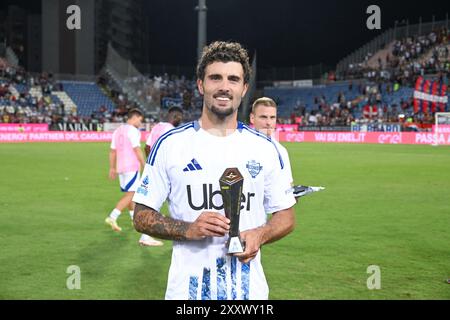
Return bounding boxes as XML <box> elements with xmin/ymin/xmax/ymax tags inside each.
<box><xmin>308</xmin><ymin>111</ymin><xmax>318</xmax><ymax>125</ymax></box>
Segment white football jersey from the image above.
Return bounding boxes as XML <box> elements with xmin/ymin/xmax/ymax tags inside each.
<box><xmin>272</xmin><ymin>138</ymin><xmax>294</xmax><ymax>185</ymax></box>
<box><xmin>133</xmin><ymin>121</ymin><xmax>296</xmax><ymax>300</ymax></box>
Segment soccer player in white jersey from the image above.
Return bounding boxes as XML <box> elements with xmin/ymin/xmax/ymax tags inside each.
<box><xmin>145</xmin><ymin>106</ymin><xmax>183</xmax><ymax>158</ymax></box>
<box><xmin>250</xmin><ymin>97</ymin><xmax>294</xmax><ymax>186</ymax></box>
<box><xmin>106</xmin><ymin>108</ymin><xmax>163</xmax><ymax>247</ymax></box>
<box><xmin>132</xmin><ymin>41</ymin><xmax>296</xmax><ymax>300</ymax></box>
<box><xmin>250</xmin><ymin>97</ymin><xmax>325</xmax><ymax>199</ymax></box>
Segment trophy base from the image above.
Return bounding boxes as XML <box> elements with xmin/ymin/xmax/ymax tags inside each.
<box><xmin>227</xmin><ymin>237</ymin><xmax>245</xmax><ymax>254</ymax></box>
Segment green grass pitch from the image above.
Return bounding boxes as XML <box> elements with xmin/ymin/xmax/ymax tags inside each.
<box><xmin>0</xmin><ymin>142</ymin><xmax>449</xmax><ymax>299</ymax></box>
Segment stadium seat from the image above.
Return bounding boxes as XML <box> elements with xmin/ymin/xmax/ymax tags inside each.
<box><xmin>58</xmin><ymin>81</ymin><xmax>115</xmax><ymax>116</ymax></box>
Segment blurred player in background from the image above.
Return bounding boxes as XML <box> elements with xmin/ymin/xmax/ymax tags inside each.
<box><xmin>250</xmin><ymin>97</ymin><xmax>325</xmax><ymax>198</ymax></box>
<box><xmin>250</xmin><ymin>97</ymin><xmax>293</xmax><ymax>186</ymax></box>
<box><xmin>145</xmin><ymin>106</ymin><xmax>183</xmax><ymax>157</ymax></box>
<box><xmin>105</xmin><ymin>108</ymin><xmax>163</xmax><ymax>247</ymax></box>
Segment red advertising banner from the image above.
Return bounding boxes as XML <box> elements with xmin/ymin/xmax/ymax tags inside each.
<box><xmin>247</xmin><ymin>124</ymin><xmax>298</xmax><ymax>132</ymax></box>
<box><xmin>0</xmin><ymin>131</ymin><xmax>151</xmax><ymax>143</ymax></box>
<box><xmin>277</xmin><ymin>131</ymin><xmax>450</xmax><ymax>145</ymax></box>
<box><xmin>1</xmin><ymin>130</ymin><xmax>450</xmax><ymax>145</ymax></box>
<box><xmin>275</xmin><ymin>124</ymin><xmax>298</xmax><ymax>132</ymax></box>
<box><xmin>0</xmin><ymin>123</ymin><xmax>49</xmax><ymax>133</ymax></box>
<box><xmin>0</xmin><ymin>132</ymin><xmax>113</xmax><ymax>143</ymax></box>
<box><xmin>432</xmin><ymin>125</ymin><xmax>450</xmax><ymax>133</ymax></box>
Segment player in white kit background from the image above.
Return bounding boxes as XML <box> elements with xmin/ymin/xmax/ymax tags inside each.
<box><xmin>250</xmin><ymin>97</ymin><xmax>294</xmax><ymax>187</ymax></box>
<box><xmin>105</xmin><ymin>108</ymin><xmax>163</xmax><ymax>247</ymax></box>
<box><xmin>132</xmin><ymin>41</ymin><xmax>296</xmax><ymax>300</ymax></box>
<box><xmin>250</xmin><ymin>97</ymin><xmax>325</xmax><ymax>199</ymax></box>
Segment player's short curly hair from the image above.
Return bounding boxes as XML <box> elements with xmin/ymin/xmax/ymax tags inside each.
<box><xmin>196</xmin><ymin>41</ymin><xmax>251</xmax><ymax>84</ymax></box>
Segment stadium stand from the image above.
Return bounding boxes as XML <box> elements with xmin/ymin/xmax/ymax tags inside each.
<box><xmin>266</xmin><ymin>27</ymin><xmax>449</xmax><ymax>129</ymax></box>
<box><xmin>60</xmin><ymin>81</ymin><xmax>114</xmax><ymax>116</ymax></box>
<box><xmin>340</xmin><ymin>28</ymin><xmax>449</xmax><ymax>83</ymax></box>
<box><xmin>0</xmin><ymin>63</ymin><xmax>116</xmax><ymax>124</ymax></box>
<box><xmin>1</xmin><ymin>25</ymin><xmax>448</xmax><ymax>130</ymax></box>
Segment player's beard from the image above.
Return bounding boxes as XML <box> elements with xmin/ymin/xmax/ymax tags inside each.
<box><xmin>208</xmin><ymin>92</ymin><xmax>239</xmax><ymax>120</ymax></box>
<box><xmin>210</xmin><ymin>104</ymin><xmax>236</xmax><ymax>119</ymax></box>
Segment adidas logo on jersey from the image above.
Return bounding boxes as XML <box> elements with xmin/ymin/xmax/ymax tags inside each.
<box><xmin>183</xmin><ymin>158</ymin><xmax>203</xmax><ymax>172</ymax></box>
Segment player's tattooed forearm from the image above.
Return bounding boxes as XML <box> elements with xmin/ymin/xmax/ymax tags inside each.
<box><xmin>134</xmin><ymin>204</ymin><xmax>190</xmax><ymax>241</ymax></box>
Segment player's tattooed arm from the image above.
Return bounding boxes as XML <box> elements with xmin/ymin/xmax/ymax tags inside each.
<box><xmin>134</xmin><ymin>203</ymin><xmax>230</xmax><ymax>241</ymax></box>
<box><xmin>134</xmin><ymin>203</ymin><xmax>190</xmax><ymax>241</ymax></box>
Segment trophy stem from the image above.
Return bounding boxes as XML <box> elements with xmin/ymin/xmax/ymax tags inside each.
<box><xmin>219</xmin><ymin>168</ymin><xmax>245</xmax><ymax>255</ymax></box>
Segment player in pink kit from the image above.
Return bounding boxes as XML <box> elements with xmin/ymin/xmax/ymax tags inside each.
<box><xmin>145</xmin><ymin>107</ymin><xmax>184</xmax><ymax>157</ymax></box>
<box><xmin>105</xmin><ymin>108</ymin><xmax>163</xmax><ymax>246</ymax></box>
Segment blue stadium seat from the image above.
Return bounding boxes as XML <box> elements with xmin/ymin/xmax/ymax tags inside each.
<box><xmin>264</xmin><ymin>83</ymin><xmax>448</xmax><ymax>118</ymax></box>
<box><xmin>59</xmin><ymin>81</ymin><xmax>115</xmax><ymax>116</ymax></box>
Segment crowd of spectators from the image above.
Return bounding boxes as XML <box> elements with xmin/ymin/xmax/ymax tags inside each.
<box><xmin>121</xmin><ymin>73</ymin><xmax>203</xmax><ymax>120</ymax></box>
<box><xmin>1</xmin><ymin>61</ymin><xmax>204</xmax><ymax>127</ymax></box>
<box><xmin>282</xmin><ymin>75</ymin><xmax>446</xmax><ymax>131</ymax></box>
<box><xmin>341</xmin><ymin>28</ymin><xmax>449</xmax><ymax>87</ymax></box>
<box><xmin>282</xmin><ymin>28</ymin><xmax>448</xmax><ymax>130</ymax></box>
<box><xmin>0</xmin><ymin>63</ymin><xmax>70</xmax><ymax>125</ymax></box>
<box><xmin>98</xmin><ymin>72</ymin><xmax>204</xmax><ymax>124</ymax></box>
<box><xmin>2</xmin><ymin>27</ymin><xmax>449</xmax><ymax>130</ymax></box>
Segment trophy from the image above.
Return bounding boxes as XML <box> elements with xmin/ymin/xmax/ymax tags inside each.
<box><xmin>219</xmin><ymin>168</ymin><xmax>245</xmax><ymax>254</ymax></box>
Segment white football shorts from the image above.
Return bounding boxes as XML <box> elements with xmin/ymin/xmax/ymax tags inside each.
<box><xmin>119</xmin><ymin>171</ymin><xmax>140</xmax><ymax>192</ymax></box>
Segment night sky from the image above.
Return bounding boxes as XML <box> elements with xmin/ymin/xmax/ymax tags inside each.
<box><xmin>146</xmin><ymin>0</ymin><xmax>450</xmax><ymax>68</ymax></box>
<box><xmin>3</xmin><ymin>0</ymin><xmax>450</xmax><ymax>69</ymax></box>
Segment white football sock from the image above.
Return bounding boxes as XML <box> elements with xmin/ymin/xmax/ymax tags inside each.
<box><xmin>109</xmin><ymin>208</ymin><xmax>121</xmax><ymax>221</ymax></box>
<box><xmin>129</xmin><ymin>210</ymin><xmax>134</xmax><ymax>220</ymax></box>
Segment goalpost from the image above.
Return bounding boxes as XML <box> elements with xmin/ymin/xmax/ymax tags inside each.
<box><xmin>433</xmin><ymin>112</ymin><xmax>450</xmax><ymax>146</ymax></box>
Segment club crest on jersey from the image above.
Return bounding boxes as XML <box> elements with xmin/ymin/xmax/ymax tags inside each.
<box><xmin>137</xmin><ymin>176</ymin><xmax>149</xmax><ymax>196</ymax></box>
<box><xmin>246</xmin><ymin>160</ymin><xmax>262</xmax><ymax>178</ymax></box>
